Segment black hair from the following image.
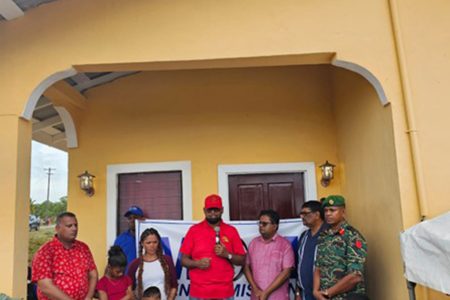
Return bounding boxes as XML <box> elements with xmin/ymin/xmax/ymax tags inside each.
<box><xmin>143</xmin><ymin>286</ymin><xmax>161</xmax><ymax>298</ymax></box>
<box><xmin>107</xmin><ymin>245</ymin><xmax>127</xmax><ymax>268</ymax></box>
<box><xmin>302</xmin><ymin>201</ymin><xmax>324</xmax><ymax>220</ymax></box>
<box><xmin>259</xmin><ymin>209</ymin><xmax>280</xmax><ymax>226</ymax></box>
<box><xmin>56</xmin><ymin>212</ymin><xmax>76</xmax><ymax>225</ymax></box>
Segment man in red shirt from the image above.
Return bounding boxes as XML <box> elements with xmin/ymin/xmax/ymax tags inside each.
<box><xmin>180</xmin><ymin>194</ymin><xmax>246</xmax><ymax>299</ymax></box>
<box><xmin>32</xmin><ymin>212</ymin><xmax>98</xmax><ymax>300</ymax></box>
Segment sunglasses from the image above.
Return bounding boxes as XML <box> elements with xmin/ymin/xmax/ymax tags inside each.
<box><xmin>258</xmin><ymin>221</ymin><xmax>273</xmax><ymax>227</ymax></box>
<box><xmin>299</xmin><ymin>211</ymin><xmax>314</xmax><ymax>218</ymax></box>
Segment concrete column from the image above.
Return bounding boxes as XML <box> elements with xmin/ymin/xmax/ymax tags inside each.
<box><xmin>0</xmin><ymin>114</ymin><xmax>32</xmax><ymax>297</ymax></box>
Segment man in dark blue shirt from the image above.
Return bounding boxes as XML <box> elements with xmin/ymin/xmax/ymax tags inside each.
<box><xmin>114</xmin><ymin>205</ymin><xmax>145</xmax><ymax>266</ymax></box>
<box><xmin>296</xmin><ymin>201</ymin><xmax>327</xmax><ymax>300</ymax></box>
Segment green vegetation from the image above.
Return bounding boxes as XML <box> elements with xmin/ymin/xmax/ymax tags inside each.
<box><xmin>30</xmin><ymin>196</ymin><xmax>67</xmax><ymax>223</ymax></box>
<box><xmin>29</xmin><ymin>226</ymin><xmax>54</xmax><ymax>263</ymax></box>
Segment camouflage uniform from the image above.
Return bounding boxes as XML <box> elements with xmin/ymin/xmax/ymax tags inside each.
<box><xmin>315</xmin><ymin>221</ymin><xmax>367</xmax><ymax>300</ymax></box>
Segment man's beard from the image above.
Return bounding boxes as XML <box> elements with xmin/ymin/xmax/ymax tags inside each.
<box><xmin>206</xmin><ymin>216</ymin><xmax>221</xmax><ymax>225</ymax></box>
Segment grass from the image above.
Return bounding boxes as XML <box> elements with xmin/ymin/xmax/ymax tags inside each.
<box><xmin>28</xmin><ymin>226</ymin><xmax>54</xmax><ymax>263</ymax></box>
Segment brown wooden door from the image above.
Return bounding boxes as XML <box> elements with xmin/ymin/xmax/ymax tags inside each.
<box><xmin>117</xmin><ymin>171</ymin><xmax>182</xmax><ymax>234</ymax></box>
<box><xmin>229</xmin><ymin>173</ymin><xmax>304</xmax><ymax>220</ymax></box>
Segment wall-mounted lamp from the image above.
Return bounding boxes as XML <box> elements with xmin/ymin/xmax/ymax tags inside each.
<box><xmin>78</xmin><ymin>170</ymin><xmax>95</xmax><ymax>196</ymax></box>
<box><xmin>320</xmin><ymin>160</ymin><xmax>335</xmax><ymax>187</ymax></box>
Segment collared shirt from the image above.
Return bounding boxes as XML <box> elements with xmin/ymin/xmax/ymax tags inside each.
<box><xmin>114</xmin><ymin>230</ymin><xmax>136</xmax><ymax>265</ymax></box>
<box><xmin>246</xmin><ymin>234</ymin><xmax>295</xmax><ymax>300</ymax></box>
<box><xmin>180</xmin><ymin>219</ymin><xmax>246</xmax><ymax>298</ymax></box>
<box><xmin>297</xmin><ymin>223</ymin><xmax>328</xmax><ymax>300</ymax></box>
<box><xmin>32</xmin><ymin>236</ymin><xmax>97</xmax><ymax>300</ymax></box>
<box><xmin>315</xmin><ymin>222</ymin><xmax>367</xmax><ymax>300</ymax></box>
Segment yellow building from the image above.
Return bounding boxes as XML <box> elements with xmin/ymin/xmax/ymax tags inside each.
<box><xmin>0</xmin><ymin>0</ymin><xmax>449</xmax><ymax>299</ymax></box>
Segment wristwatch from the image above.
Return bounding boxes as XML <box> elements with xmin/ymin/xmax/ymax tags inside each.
<box><xmin>227</xmin><ymin>253</ymin><xmax>232</xmax><ymax>260</ymax></box>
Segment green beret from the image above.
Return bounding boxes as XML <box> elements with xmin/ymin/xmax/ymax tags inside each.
<box><xmin>322</xmin><ymin>195</ymin><xmax>346</xmax><ymax>207</ymax></box>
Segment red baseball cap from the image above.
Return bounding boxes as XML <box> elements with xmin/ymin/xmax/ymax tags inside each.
<box><xmin>204</xmin><ymin>194</ymin><xmax>223</xmax><ymax>209</ymax></box>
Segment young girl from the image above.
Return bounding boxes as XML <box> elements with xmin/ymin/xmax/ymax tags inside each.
<box><xmin>97</xmin><ymin>246</ymin><xmax>134</xmax><ymax>300</ymax></box>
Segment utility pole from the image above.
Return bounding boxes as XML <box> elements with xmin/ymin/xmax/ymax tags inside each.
<box><xmin>45</xmin><ymin>168</ymin><xmax>55</xmax><ymax>202</ymax></box>
<box><xmin>44</xmin><ymin>168</ymin><xmax>55</xmax><ymax>224</ymax></box>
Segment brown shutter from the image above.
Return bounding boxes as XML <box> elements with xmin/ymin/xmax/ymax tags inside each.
<box><xmin>117</xmin><ymin>171</ymin><xmax>182</xmax><ymax>234</ymax></box>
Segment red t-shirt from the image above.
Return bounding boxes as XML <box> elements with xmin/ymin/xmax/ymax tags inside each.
<box><xmin>97</xmin><ymin>275</ymin><xmax>132</xmax><ymax>300</ymax></box>
<box><xmin>180</xmin><ymin>220</ymin><xmax>246</xmax><ymax>298</ymax></box>
<box><xmin>32</xmin><ymin>236</ymin><xmax>97</xmax><ymax>300</ymax></box>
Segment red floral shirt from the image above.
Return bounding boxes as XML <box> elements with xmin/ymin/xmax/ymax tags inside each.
<box><xmin>32</xmin><ymin>236</ymin><xmax>97</xmax><ymax>300</ymax></box>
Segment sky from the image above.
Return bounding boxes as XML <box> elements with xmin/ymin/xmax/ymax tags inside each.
<box><xmin>30</xmin><ymin>141</ymin><xmax>68</xmax><ymax>203</ymax></box>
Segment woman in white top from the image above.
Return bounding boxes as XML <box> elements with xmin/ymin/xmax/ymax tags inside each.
<box><xmin>127</xmin><ymin>228</ymin><xmax>178</xmax><ymax>300</ymax></box>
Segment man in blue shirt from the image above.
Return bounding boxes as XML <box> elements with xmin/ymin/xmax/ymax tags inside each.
<box><xmin>296</xmin><ymin>201</ymin><xmax>327</xmax><ymax>300</ymax></box>
<box><xmin>114</xmin><ymin>205</ymin><xmax>145</xmax><ymax>265</ymax></box>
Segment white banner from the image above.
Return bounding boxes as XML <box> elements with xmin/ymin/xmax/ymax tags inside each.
<box><xmin>137</xmin><ymin>219</ymin><xmax>306</xmax><ymax>299</ymax></box>
<box><xmin>400</xmin><ymin>212</ymin><xmax>450</xmax><ymax>294</ymax></box>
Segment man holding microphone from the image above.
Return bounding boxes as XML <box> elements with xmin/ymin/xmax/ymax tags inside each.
<box><xmin>180</xmin><ymin>194</ymin><xmax>246</xmax><ymax>299</ymax></box>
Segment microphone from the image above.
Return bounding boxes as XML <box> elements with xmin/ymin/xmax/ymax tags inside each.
<box><xmin>214</xmin><ymin>226</ymin><xmax>220</xmax><ymax>244</ymax></box>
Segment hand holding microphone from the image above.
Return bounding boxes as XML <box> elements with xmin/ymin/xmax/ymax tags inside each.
<box><xmin>214</xmin><ymin>226</ymin><xmax>230</xmax><ymax>259</ymax></box>
<box><xmin>214</xmin><ymin>226</ymin><xmax>220</xmax><ymax>245</ymax></box>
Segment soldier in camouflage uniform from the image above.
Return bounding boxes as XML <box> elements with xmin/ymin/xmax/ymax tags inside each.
<box><xmin>313</xmin><ymin>195</ymin><xmax>368</xmax><ymax>300</ymax></box>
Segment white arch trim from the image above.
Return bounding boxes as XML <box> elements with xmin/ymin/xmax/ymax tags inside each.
<box><xmin>332</xmin><ymin>59</ymin><xmax>389</xmax><ymax>106</ymax></box>
<box><xmin>22</xmin><ymin>68</ymin><xmax>77</xmax><ymax>120</ymax></box>
<box><xmin>218</xmin><ymin>162</ymin><xmax>317</xmax><ymax>221</ymax></box>
<box><xmin>53</xmin><ymin>106</ymin><xmax>78</xmax><ymax>148</ymax></box>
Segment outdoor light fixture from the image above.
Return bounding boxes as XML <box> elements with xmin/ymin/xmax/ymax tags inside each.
<box><xmin>78</xmin><ymin>170</ymin><xmax>95</xmax><ymax>196</ymax></box>
<box><xmin>320</xmin><ymin>160</ymin><xmax>335</xmax><ymax>187</ymax></box>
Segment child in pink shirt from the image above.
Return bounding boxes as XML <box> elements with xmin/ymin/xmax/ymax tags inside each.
<box><xmin>97</xmin><ymin>246</ymin><xmax>133</xmax><ymax>300</ymax></box>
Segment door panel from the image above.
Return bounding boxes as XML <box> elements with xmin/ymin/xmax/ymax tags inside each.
<box><xmin>229</xmin><ymin>173</ymin><xmax>304</xmax><ymax>220</ymax></box>
<box><xmin>268</xmin><ymin>182</ymin><xmax>297</xmax><ymax>218</ymax></box>
<box><xmin>237</xmin><ymin>184</ymin><xmax>264</xmax><ymax>220</ymax></box>
<box><xmin>117</xmin><ymin>171</ymin><xmax>182</xmax><ymax>234</ymax></box>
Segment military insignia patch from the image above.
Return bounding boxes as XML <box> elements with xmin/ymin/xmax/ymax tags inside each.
<box><xmin>355</xmin><ymin>240</ymin><xmax>362</xmax><ymax>249</ymax></box>
<box><xmin>339</xmin><ymin>228</ymin><xmax>345</xmax><ymax>236</ymax></box>
<box><xmin>222</xmin><ymin>236</ymin><xmax>230</xmax><ymax>243</ymax></box>
<box><xmin>329</xmin><ymin>199</ymin><xmax>334</xmax><ymax>205</ymax></box>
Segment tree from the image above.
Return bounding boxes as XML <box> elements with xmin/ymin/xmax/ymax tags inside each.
<box><xmin>30</xmin><ymin>196</ymin><xmax>67</xmax><ymax>223</ymax></box>
<box><xmin>29</xmin><ymin>198</ymin><xmax>36</xmax><ymax>215</ymax></box>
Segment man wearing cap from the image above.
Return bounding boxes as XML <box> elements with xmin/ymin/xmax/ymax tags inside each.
<box><xmin>114</xmin><ymin>205</ymin><xmax>145</xmax><ymax>265</ymax></box>
<box><xmin>313</xmin><ymin>195</ymin><xmax>367</xmax><ymax>300</ymax></box>
<box><xmin>180</xmin><ymin>194</ymin><xmax>246</xmax><ymax>299</ymax></box>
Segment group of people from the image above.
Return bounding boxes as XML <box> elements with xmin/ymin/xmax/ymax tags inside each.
<box><xmin>31</xmin><ymin>194</ymin><xmax>368</xmax><ymax>300</ymax></box>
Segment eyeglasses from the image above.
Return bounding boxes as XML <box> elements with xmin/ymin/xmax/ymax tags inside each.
<box><xmin>258</xmin><ymin>221</ymin><xmax>273</xmax><ymax>227</ymax></box>
<box><xmin>299</xmin><ymin>211</ymin><xmax>314</xmax><ymax>218</ymax></box>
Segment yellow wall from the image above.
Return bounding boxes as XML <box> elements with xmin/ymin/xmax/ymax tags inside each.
<box><xmin>0</xmin><ymin>0</ymin><xmax>401</xmax><ymax>116</ymax></box>
<box><xmin>392</xmin><ymin>1</ymin><xmax>450</xmax><ymax>298</ymax></box>
<box><xmin>68</xmin><ymin>64</ymin><xmax>341</xmax><ymax>270</ymax></box>
<box><xmin>66</xmin><ymin>65</ymin><xmax>408</xmax><ymax>300</ymax></box>
<box><xmin>0</xmin><ymin>116</ymin><xmax>31</xmax><ymax>296</ymax></box>
<box><xmin>394</xmin><ymin>0</ymin><xmax>450</xmax><ymax>218</ymax></box>
<box><xmin>332</xmin><ymin>68</ymin><xmax>407</xmax><ymax>299</ymax></box>
<box><xmin>1</xmin><ymin>0</ymin><xmax>449</xmax><ymax>298</ymax></box>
